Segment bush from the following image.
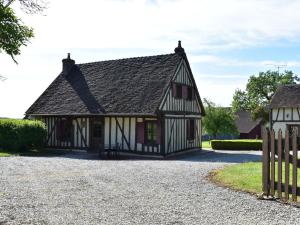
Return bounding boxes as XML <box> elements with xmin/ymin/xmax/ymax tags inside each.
<box><xmin>0</xmin><ymin>119</ymin><xmax>46</xmax><ymax>150</ymax></box>
<box><xmin>211</xmin><ymin>139</ymin><xmax>262</xmax><ymax>150</ymax></box>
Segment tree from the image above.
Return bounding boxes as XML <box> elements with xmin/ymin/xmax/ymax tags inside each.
<box><xmin>203</xmin><ymin>98</ymin><xmax>238</xmax><ymax>139</ymax></box>
<box><xmin>232</xmin><ymin>70</ymin><xmax>299</xmax><ymax>123</ymax></box>
<box><xmin>0</xmin><ymin>0</ymin><xmax>46</xmax><ymax>63</ymax></box>
<box><xmin>231</xmin><ymin>89</ymin><xmax>250</xmax><ymax>113</ymax></box>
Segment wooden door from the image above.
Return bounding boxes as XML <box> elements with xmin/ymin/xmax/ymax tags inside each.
<box><xmin>90</xmin><ymin>118</ymin><xmax>104</xmax><ymax>152</ymax></box>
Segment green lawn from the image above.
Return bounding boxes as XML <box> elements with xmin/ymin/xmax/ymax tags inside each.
<box><xmin>211</xmin><ymin>162</ymin><xmax>262</xmax><ymax>193</ymax></box>
<box><xmin>202</xmin><ymin>141</ymin><xmax>211</xmax><ymax>149</ymax></box>
<box><xmin>211</xmin><ymin>162</ymin><xmax>300</xmax><ymax>197</ymax></box>
<box><xmin>0</xmin><ymin>151</ymin><xmax>13</xmax><ymax>157</ymax></box>
<box><xmin>0</xmin><ymin>148</ymin><xmax>68</xmax><ymax>157</ymax></box>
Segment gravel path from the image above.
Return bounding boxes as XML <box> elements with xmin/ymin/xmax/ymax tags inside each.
<box><xmin>0</xmin><ymin>150</ymin><xmax>299</xmax><ymax>225</ymax></box>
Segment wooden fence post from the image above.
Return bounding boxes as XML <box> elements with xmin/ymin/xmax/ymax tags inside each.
<box><xmin>262</xmin><ymin>127</ymin><xmax>270</xmax><ymax>196</ymax></box>
<box><xmin>270</xmin><ymin>129</ymin><xmax>275</xmax><ymax>196</ymax></box>
<box><xmin>285</xmin><ymin>128</ymin><xmax>290</xmax><ymax>201</ymax></box>
<box><xmin>277</xmin><ymin>129</ymin><xmax>282</xmax><ymax>199</ymax></box>
<box><xmin>292</xmin><ymin>129</ymin><xmax>298</xmax><ymax>201</ymax></box>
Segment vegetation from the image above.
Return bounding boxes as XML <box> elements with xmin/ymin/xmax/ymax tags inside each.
<box><xmin>0</xmin><ymin>0</ymin><xmax>46</xmax><ymax>62</ymax></box>
<box><xmin>203</xmin><ymin>99</ymin><xmax>238</xmax><ymax>138</ymax></box>
<box><xmin>211</xmin><ymin>139</ymin><xmax>262</xmax><ymax>150</ymax></box>
<box><xmin>211</xmin><ymin>162</ymin><xmax>262</xmax><ymax>193</ymax></box>
<box><xmin>232</xmin><ymin>70</ymin><xmax>299</xmax><ymax>123</ymax></box>
<box><xmin>211</xmin><ymin>162</ymin><xmax>300</xmax><ymax>198</ymax></box>
<box><xmin>202</xmin><ymin>141</ymin><xmax>211</xmax><ymax>149</ymax></box>
<box><xmin>0</xmin><ymin>118</ymin><xmax>47</xmax><ymax>150</ymax></box>
<box><xmin>0</xmin><ymin>150</ymin><xmax>11</xmax><ymax>156</ymax></box>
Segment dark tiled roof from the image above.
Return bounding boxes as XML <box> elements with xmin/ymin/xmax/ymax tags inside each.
<box><xmin>269</xmin><ymin>84</ymin><xmax>300</xmax><ymax>108</ymax></box>
<box><xmin>26</xmin><ymin>53</ymin><xmax>186</xmax><ymax>115</ymax></box>
<box><xmin>235</xmin><ymin>111</ymin><xmax>262</xmax><ymax>133</ymax></box>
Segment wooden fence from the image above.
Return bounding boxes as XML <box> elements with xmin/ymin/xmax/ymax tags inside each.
<box><xmin>262</xmin><ymin>127</ymin><xmax>300</xmax><ymax>202</ymax></box>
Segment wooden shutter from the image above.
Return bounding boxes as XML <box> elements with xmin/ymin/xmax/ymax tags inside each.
<box><xmin>156</xmin><ymin>121</ymin><xmax>161</xmax><ymax>144</ymax></box>
<box><xmin>136</xmin><ymin>122</ymin><xmax>145</xmax><ymax>144</ymax></box>
<box><xmin>190</xmin><ymin>119</ymin><xmax>195</xmax><ymax>140</ymax></box>
<box><xmin>56</xmin><ymin>119</ymin><xmax>62</xmax><ymax>140</ymax></box>
<box><xmin>186</xmin><ymin>120</ymin><xmax>190</xmax><ymax>140</ymax></box>
<box><xmin>192</xmin><ymin>88</ymin><xmax>195</xmax><ymax>100</ymax></box>
<box><xmin>182</xmin><ymin>85</ymin><xmax>188</xmax><ymax>99</ymax></box>
<box><xmin>172</xmin><ymin>83</ymin><xmax>177</xmax><ymax>97</ymax></box>
<box><xmin>187</xmin><ymin>119</ymin><xmax>195</xmax><ymax>140</ymax></box>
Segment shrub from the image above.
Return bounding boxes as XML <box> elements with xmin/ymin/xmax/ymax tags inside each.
<box><xmin>211</xmin><ymin>139</ymin><xmax>262</xmax><ymax>150</ymax></box>
<box><xmin>0</xmin><ymin>119</ymin><xmax>46</xmax><ymax>150</ymax></box>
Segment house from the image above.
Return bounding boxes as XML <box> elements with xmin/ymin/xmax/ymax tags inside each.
<box><xmin>25</xmin><ymin>41</ymin><xmax>205</xmax><ymax>157</ymax></box>
<box><xmin>269</xmin><ymin>84</ymin><xmax>300</xmax><ymax>136</ymax></box>
<box><xmin>202</xmin><ymin>109</ymin><xmax>261</xmax><ymax>141</ymax></box>
<box><xmin>235</xmin><ymin>111</ymin><xmax>262</xmax><ymax>139</ymax></box>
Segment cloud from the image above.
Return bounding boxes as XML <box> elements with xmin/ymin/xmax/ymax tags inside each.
<box><xmin>190</xmin><ymin>54</ymin><xmax>300</xmax><ymax>68</ymax></box>
<box><xmin>12</xmin><ymin>0</ymin><xmax>300</xmax><ymax>51</ymax></box>
<box><xmin>3</xmin><ymin>0</ymin><xmax>300</xmax><ymax>118</ymax></box>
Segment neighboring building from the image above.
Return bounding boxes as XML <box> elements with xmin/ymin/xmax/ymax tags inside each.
<box><xmin>269</xmin><ymin>84</ymin><xmax>300</xmax><ymax>136</ymax></box>
<box><xmin>235</xmin><ymin>111</ymin><xmax>262</xmax><ymax>139</ymax></box>
<box><xmin>25</xmin><ymin>41</ymin><xmax>205</xmax><ymax>157</ymax></box>
<box><xmin>202</xmin><ymin>109</ymin><xmax>262</xmax><ymax>141</ymax></box>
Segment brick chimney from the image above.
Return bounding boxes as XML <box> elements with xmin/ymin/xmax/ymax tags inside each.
<box><xmin>62</xmin><ymin>53</ymin><xmax>75</xmax><ymax>74</ymax></box>
<box><xmin>174</xmin><ymin>40</ymin><xmax>185</xmax><ymax>56</ymax></box>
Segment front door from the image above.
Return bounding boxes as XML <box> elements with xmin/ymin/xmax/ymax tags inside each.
<box><xmin>90</xmin><ymin>118</ymin><xmax>104</xmax><ymax>152</ymax></box>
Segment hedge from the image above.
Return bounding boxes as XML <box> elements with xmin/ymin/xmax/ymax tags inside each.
<box><xmin>0</xmin><ymin>119</ymin><xmax>47</xmax><ymax>150</ymax></box>
<box><xmin>210</xmin><ymin>139</ymin><xmax>262</xmax><ymax>150</ymax></box>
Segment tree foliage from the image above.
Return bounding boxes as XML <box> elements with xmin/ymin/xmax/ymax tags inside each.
<box><xmin>231</xmin><ymin>89</ymin><xmax>250</xmax><ymax>113</ymax></box>
<box><xmin>0</xmin><ymin>0</ymin><xmax>46</xmax><ymax>62</ymax></box>
<box><xmin>232</xmin><ymin>70</ymin><xmax>299</xmax><ymax>123</ymax></box>
<box><xmin>203</xmin><ymin>98</ymin><xmax>238</xmax><ymax>138</ymax></box>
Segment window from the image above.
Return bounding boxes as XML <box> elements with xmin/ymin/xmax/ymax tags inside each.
<box><xmin>187</xmin><ymin>86</ymin><xmax>193</xmax><ymax>100</ymax></box>
<box><xmin>172</xmin><ymin>82</ymin><xmax>183</xmax><ymax>99</ymax></box>
<box><xmin>146</xmin><ymin>121</ymin><xmax>157</xmax><ymax>144</ymax></box>
<box><xmin>187</xmin><ymin>119</ymin><xmax>195</xmax><ymax>140</ymax></box>
<box><xmin>176</xmin><ymin>84</ymin><xmax>182</xmax><ymax>98</ymax></box>
<box><xmin>56</xmin><ymin>118</ymin><xmax>73</xmax><ymax>141</ymax></box>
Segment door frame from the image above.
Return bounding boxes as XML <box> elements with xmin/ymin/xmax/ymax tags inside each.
<box><xmin>89</xmin><ymin>117</ymin><xmax>105</xmax><ymax>153</ymax></box>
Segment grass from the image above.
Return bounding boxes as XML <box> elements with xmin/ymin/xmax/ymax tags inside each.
<box><xmin>216</xmin><ymin>139</ymin><xmax>262</xmax><ymax>142</ymax></box>
<box><xmin>0</xmin><ymin>151</ymin><xmax>12</xmax><ymax>157</ymax></box>
<box><xmin>0</xmin><ymin>148</ymin><xmax>68</xmax><ymax>157</ymax></box>
<box><xmin>202</xmin><ymin>141</ymin><xmax>211</xmax><ymax>149</ymax></box>
<box><xmin>211</xmin><ymin>162</ymin><xmax>262</xmax><ymax>193</ymax></box>
<box><xmin>211</xmin><ymin>162</ymin><xmax>300</xmax><ymax>201</ymax></box>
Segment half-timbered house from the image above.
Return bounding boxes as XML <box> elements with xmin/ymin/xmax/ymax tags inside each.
<box><xmin>25</xmin><ymin>41</ymin><xmax>205</xmax><ymax>157</ymax></box>
<box><xmin>270</xmin><ymin>84</ymin><xmax>300</xmax><ymax>136</ymax></box>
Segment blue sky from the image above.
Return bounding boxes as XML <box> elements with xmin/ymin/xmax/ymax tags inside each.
<box><xmin>2</xmin><ymin>0</ymin><xmax>300</xmax><ymax>118</ymax></box>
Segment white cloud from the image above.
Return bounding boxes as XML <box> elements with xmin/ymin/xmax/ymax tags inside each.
<box><xmin>2</xmin><ymin>0</ymin><xmax>300</xmax><ymax>117</ymax></box>
<box><xmin>190</xmin><ymin>55</ymin><xmax>300</xmax><ymax>68</ymax></box>
<box><xmin>12</xmin><ymin>0</ymin><xmax>300</xmax><ymax>51</ymax></box>
<box><xmin>195</xmin><ymin>74</ymin><xmax>248</xmax><ymax>107</ymax></box>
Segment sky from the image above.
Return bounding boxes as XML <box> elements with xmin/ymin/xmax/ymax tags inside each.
<box><xmin>2</xmin><ymin>0</ymin><xmax>300</xmax><ymax>118</ymax></box>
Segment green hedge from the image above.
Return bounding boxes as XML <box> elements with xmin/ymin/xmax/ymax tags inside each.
<box><xmin>211</xmin><ymin>139</ymin><xmax>262</xmax><ymax>150</ymax></box>
<box><xmin>0</xmin><ymin>119</ymin><xmax>47</xmax><ymax>150</ymax></box>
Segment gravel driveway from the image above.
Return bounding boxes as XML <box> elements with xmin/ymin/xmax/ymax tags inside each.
<box><xmin>0</xmin><ymin>150</ymin><xmax>299</xmax><ymax>225</ymax></box>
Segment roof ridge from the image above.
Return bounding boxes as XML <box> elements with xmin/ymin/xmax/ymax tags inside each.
<box><xmin>76</xmin><ymin>53</ymin><xmax>177</xmax><ymax>66</ymax></box>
